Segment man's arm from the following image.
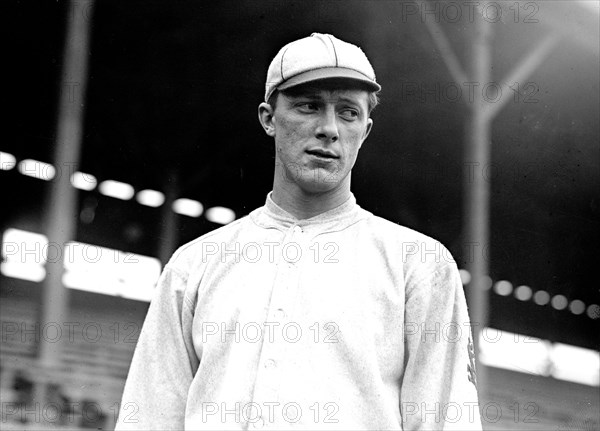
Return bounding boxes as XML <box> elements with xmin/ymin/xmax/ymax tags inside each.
<box><xmin>115</xmin><ymin>266</ymin><xmax>198</xmax><ymax>430</ymax></box>
<box><xmin>400</xmin><ymin>260</ymin><xmax>482</xmax><ymax>431</ymax></box>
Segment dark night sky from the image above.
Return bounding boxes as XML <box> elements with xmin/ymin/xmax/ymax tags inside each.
<box><xmin>2</xmin><ymin>1</ymin><xmax>599</xmax><ymax>348</ymax></box>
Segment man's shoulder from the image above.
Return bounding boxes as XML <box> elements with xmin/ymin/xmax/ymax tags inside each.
<box><xmin>165</xmin><ymin>213</ymin><xmax>252</xmax><ymax>273</ymax></box>
<box><xmin>361</xmin><ymin>211</ymin><xmax>457</xmax><ymax>271</ymax></box>
<box><xmin>362</xmin><ymin>210</ymin><xmax>444</xmax><ymax>246</ymax></box>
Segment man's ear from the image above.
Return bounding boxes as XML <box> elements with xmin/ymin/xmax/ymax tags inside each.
<box><xmin>358</xmin><ymin>118</ymin><xmax>373</xmax><ymax>149</ymax></box>
<box><xmin>258</xmin><ymin>102</ymin><xmax>276</xmax><ymax>137</ymax></box>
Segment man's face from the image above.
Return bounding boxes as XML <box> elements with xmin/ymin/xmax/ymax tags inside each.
<box><xmin>261</xmin><ymin>83</ymin><xmax>373</xmax><ymax>195</ymax></box>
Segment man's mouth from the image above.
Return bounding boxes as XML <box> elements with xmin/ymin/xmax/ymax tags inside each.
<box><xmin>305</xmin><ymin>149</ymin><xmax>339</xmax><ymax>159</ymax></box>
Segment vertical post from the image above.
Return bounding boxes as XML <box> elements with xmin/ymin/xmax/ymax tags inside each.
<box><xmin>38</xmin><ymin>0</ymin><xmax>94</xmax><ymax>390</ymax></box>
<box><xmin>465</xmin><ymin>9</ymin><xmax>491</xmax><ymax>391</ymax></box>
<box><xmin>158</xmin><ymin>171</ymin><xmax>179</xmax><ymax>267</ymax></box>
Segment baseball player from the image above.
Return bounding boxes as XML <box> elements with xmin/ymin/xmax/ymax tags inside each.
<box><xmin>116</xmin><ymin>33</ymin><xmax>482</xmax><ymax>430</ymax></box>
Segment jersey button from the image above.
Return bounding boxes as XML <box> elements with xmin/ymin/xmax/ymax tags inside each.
<box><xmin>251</xmin><ymin>417</ymin><xmax>265</xmax><ymax>429</ymax></box>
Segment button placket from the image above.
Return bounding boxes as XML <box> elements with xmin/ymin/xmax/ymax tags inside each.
<box><xmin>251</xmin><ymin>225</ymin><xmax>303</xmax><ymax>426</ymax></box>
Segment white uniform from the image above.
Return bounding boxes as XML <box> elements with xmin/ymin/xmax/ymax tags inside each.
<box><xmin>117</xmin><ymin>193</ymin><xmax>482</xmax><ymax>430</ymax></box>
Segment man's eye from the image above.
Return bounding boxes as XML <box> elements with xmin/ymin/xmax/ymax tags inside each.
<box><xmin>341</xmin><ymin>109</ymin><xmax>359</xmax><ymax>120</ymax></box>
<box><xmin>298</xmin><ymin>103</ymin><xmax>318</xmax><ymax>111</ymax></box>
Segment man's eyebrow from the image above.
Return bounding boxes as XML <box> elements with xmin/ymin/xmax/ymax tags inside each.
<box><xmin>336</xmin><ymin>95</ymin><xmax>363</xmax><ymax>106</ymax></box>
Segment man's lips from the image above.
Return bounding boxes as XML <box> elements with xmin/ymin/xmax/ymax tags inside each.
<box><xmin>305</xmin><ymin>149</ymin><xmax>339</xmax><ymax>159</ymax></box>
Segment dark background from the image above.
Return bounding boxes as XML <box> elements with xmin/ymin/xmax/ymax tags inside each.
<box><xmin>2</xmin><ymin>1</ymin><xmax>599</xmax><ymax>349</ymax></box>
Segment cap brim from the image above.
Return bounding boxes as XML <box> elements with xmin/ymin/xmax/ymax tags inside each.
<box><xmin>277</xmin><ymin>67</ymin><xmax>381</xmax><ymax>92</ymax></box>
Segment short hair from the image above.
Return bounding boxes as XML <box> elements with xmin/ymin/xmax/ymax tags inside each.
<box><xmin>267</xmin><ymin>78</ymin><xmax>380</xmax><ymax>114</ymax></box>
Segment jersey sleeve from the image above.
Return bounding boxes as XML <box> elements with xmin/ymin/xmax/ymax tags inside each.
<box><xmin>115</xmin><ymin>266</ymin><xmax>198</xmax><ymax>430</ymax></box>
<box><xmin>400</xmin><ymin>257</ymin><xmax>482</xmax><ymax>430</ymax></box>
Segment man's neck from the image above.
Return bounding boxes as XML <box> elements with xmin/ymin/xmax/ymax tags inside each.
<box><xmin>271</xmin><ymin>183</ymin><xmax>351</xmax><ymax>220</ymax></box>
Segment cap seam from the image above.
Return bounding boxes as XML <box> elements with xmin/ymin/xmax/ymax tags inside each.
<box><xmin>280</xmin><ymin>46</ymin><xmax>290</xmax><ymax>81</ymax></box>
<box><xmin>325</xmin><ymin>34</ymin><xmax>339</xmax><ymax>67</ymax></box>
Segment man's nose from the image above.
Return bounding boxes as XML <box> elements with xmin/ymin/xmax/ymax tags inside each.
<box><xmin>315</xmin><ymin>107</ymin><xmax>339</xmax><ymax>142</ymax></box>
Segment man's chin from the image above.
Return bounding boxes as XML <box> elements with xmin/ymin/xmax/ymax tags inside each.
<box><xmin>297</xmin><ymin>173</ymin><xmax>342</xmax><ymax>194</ymax></box>
<box><xmin>277</xmin><ymin>164</ymin><xmax>346</xmax><ymax>194</ymax></box>
<box><xmin>299</xmin><ymin>183</ymin><xmax>336</xmax><ymax>195</ymax></box>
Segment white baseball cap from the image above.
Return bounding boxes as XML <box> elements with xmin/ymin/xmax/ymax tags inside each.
<box><xmin>264</xmin><ymin>33</ymin><xmax>381</xmax><ymax>102</ymax></box>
